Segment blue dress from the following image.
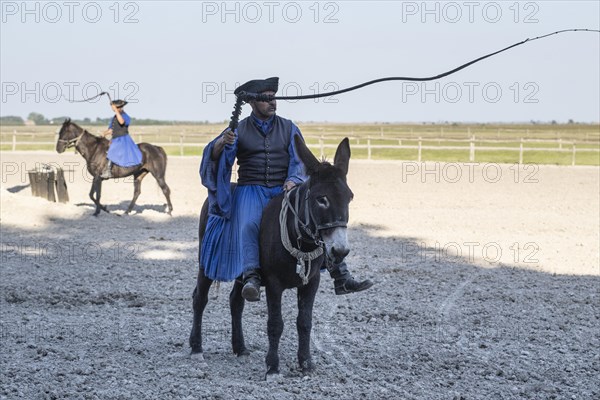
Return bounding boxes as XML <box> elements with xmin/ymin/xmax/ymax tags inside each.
<box><xmin>199</xmin><ymin>115</ymin><xmax>306</xmax><ymax>281</ymax></box>
<box><xmin>107</xmin><ymin>112</ymin><xmax>143</xmax><ymax>167</ymax></box>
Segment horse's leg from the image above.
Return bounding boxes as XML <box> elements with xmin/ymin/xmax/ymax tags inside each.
<box><xmin>125</xmin><ymin>171</ymin><xmax>148</xmax><ymax>214</ymax></box>
<box><xmin>265</xmin><ymin>282</ymin><xmax>284</xmax><ymax>379</ymax></box>
<box><xmin>89</xmin><ymin>177</ymin><xmax>108</xmax><ymax>216</ymax></box>
<box><xmin>158</xmin><ymin>177</ymin><xmax>173</xmax><ymax>215</ymax></box>
<box><xmin>297</xmin><ymin>272</ymin><xmax>321</xmax><ymax>374</ymax></box>
<box><xmin>189</xmin><ymin>267</ymin><xmax>214</xmax><ymax>355</ymax></box>
<box><xmin>230</xmin><ymin>277</ymin><xmax>249</xmax><ymax>356</ymax></box>
<box><xmin>150</xmin><ymin>169</ymin><xmax>173</xmax><ymax>215</ymax></box>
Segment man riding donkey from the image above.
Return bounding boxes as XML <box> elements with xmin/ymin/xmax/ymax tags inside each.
<box><xmin>199</xmin><ymin>77</ymin><xmax>373</xmax><ymax>301</ymax></box>
<box><xmin>100</xmin><ymin>100</ymin><xmax>143</xmax><ymax>178</ymax></box>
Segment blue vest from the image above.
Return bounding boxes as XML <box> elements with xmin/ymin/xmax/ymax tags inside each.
<box><xmin>236</xmin><ymin>115</ymin><xmax>292</xmax><ymax>187</ymax></box>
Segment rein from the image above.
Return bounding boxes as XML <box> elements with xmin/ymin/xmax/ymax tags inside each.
<box><xmin>280</xmin><ymin>186</ymin><xmax>324</xmax><ymax>285</ymax></box>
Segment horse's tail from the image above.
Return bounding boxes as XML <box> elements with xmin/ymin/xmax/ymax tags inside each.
<box><xmin>139</xmin><ymin>143</ymin><xmax>168</xmax><ymax>179</ymax></box>
<box><xmin>153</xmin><ymin>145</ymin><xmax>168</xmax><ymax>179</ymax></box>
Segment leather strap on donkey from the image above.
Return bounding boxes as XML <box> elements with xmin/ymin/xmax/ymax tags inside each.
<box><xmin>279</xmin><ymin>187</ymin><xmax>324</xmax><ymax>285</ymax></box>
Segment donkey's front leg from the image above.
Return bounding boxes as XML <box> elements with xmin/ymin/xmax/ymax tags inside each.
<box><xmin>189</xmin><ymin>267</ymin><xmax>214</xmax><ymax>355</ymax></box>
<box><xmin>297</xmin><ymin>272</ymin><xmax>320</xmax><ymax>374</ymax></box>
<box><xmin>230</xmin><ymin>278</ymin><xmax>249</xmax><ymax>356</ymax></box>
<box><xmin>265</xmin><ymin>282</ymin><xmax>284</xmax><ymax>379</ymax></box>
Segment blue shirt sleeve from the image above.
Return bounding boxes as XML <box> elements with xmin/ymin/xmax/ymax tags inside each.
<box><xmin>109</xmin><ymin>113</ymin><xmax>130</xmax><ymax>128</ymax></box>
<box><xmin>121</xmin><ymin>112</ymin><xmax>131</xmax><ymax>126</ymax></box>
<box><xmin>286</xmin><ymin>123</ymin><xmax>307</xmax><ymax>185</ymax></box>
<box><xmin>199</xmin><ymin>129</ymin><xmax>238</xmax><ymax>218</ymax></box>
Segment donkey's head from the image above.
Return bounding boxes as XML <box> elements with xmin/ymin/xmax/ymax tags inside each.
<box><xmin>56</xmin><ymin>118</ymin><xmax>83</xmax><ymax>153</ymax></box>
<box><xmin>294</xmin><ymin>135</ymin><xmax>354</xmax><ymax>264</ymax></box>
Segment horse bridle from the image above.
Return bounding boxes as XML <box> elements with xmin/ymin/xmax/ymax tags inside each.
<box><xmin>57</xmin><ymin>130</ymin><xmax>84</xmax><ymax>149</ymax></box>
<box><xmin>284</xmin><ymin>184</ymin><xmax>347</xmax><ymax>246</ymax></box>
<box><xmin>279</xmin><ymin>184</ymin><xmax>349</xmax><ymax>285</ymax></box>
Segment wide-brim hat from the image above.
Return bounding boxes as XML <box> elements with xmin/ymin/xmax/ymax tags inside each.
<box><xmin>111</xmin><ymin>99</ymin><xmax>128</xmax><ymax>108</ymax></box>
<box><xmin>234</xmin><ymin>77</ymin><xmax>279</xmax><ymax>95</ymax></box>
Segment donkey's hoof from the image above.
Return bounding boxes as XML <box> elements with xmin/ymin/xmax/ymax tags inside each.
<box><xmin>300</xmin><ymin>360</ymin><xmax>315</xmax><ymax>375</ymax></box>
<box><xmin>265</xmin><ymin>370</ymin><xmax>283</xmax><ymax>382</ymax></box>
<box><xmin>234</xmin><ymin>347</ymin><xmax>250</xmax><ymax>356</ymax></box>
<box><xmin>190</xmin><ymin>352</ymin><xmax>205</xmax><ymax>362</ymax></box>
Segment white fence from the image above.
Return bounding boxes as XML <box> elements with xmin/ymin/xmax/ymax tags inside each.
<box><xmin>1</xmin><ymin>132</ymin><xmax>598</xmax><ymax>166</ymax></box>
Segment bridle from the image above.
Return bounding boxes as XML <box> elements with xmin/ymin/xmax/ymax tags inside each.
<box><xmin>279</xmin><ymin>184</ymin><xmax>348</xmax><ymax>285</ymax></box>
<box><xmin>57</xmin><ymin>127</ymin><xmax>85</xmax><ymax>150</ymax></box>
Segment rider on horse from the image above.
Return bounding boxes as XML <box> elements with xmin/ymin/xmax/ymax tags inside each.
<box><xmin>100</xmin><ymin>100</ymin><xmax>143</xmax><ymax>179</ymax></box>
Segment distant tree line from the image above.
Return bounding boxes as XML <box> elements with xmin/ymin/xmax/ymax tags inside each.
<box><xmin>0</xmin><ymin>112</ymin><xmax>213</xmax><ymax>126</ymax></box>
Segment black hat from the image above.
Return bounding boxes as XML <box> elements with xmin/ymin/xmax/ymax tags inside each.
<box><xmin>234</xmin><ymin>77</ymin><xmax>279</xmax><ymax>95</ymax></box>
<box><xmin>111</xmin><ymin>99</ymin><xmax>128</xmax><ymax>108</ymax></box>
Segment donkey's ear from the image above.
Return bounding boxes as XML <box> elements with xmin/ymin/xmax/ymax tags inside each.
<box><xmin>334</xmin><ymin>137</ymin><xmax>351</xmax><ymax>176</ymax></box>
<box><xmin>65</xmin><ymin>118</ymin><xmax>71</xmax><ymax>124</ymax></box>
<box><xmin>294</xmin><ymin>134</ymin><xmax>320</xmax><ymax>174</ymax></box>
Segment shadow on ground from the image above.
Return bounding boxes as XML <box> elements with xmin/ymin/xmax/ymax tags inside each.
<box><xmin>1</xmin><ymin>208</ymin><xmax>598</xmax><ymax>399</ymax></box>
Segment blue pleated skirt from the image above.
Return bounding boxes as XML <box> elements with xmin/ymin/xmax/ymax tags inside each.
<box><xmin>107</xmin><ymin>135</ymin><xmax>143</xmax><ymax>167</ymax></box>
<box><xmin>201</xmin><ymin>184</ymin><xmax>283</xmax><ymax>281</ymax></box>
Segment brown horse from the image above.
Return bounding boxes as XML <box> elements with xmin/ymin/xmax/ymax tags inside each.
<box><xmin>56</xmin><ymin>118</ymin><xmax>173</xmax><ymax>216</ymax></box>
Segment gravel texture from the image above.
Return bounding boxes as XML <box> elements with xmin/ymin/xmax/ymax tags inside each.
<box><xmin>1</xmin><ymin>152</ymin><xmax>598</xmax><ymax>399</ymax></box>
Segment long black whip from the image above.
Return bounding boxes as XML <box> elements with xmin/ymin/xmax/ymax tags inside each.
<box><xmin>63</xmin><ymin>91</ymin><xmax>112</xmax><ymax>104</ymax></box>
<box><xmin>229</xmin><ymin>28</ymin><xmax>599</xmax><ymax>130</ymax></box>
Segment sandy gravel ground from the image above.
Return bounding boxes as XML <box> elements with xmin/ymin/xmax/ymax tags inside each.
<box><xmin>1</xmin><ymin>151</ymin><xmax>599</xmax><ymax>399</ymax></box>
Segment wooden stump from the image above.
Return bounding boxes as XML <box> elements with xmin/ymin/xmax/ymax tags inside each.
<box><xmin>55</xmin><ymin>169</ymin><xmax>69</xmax><ymax>203</ymax></box>
<box><xmin>27</xmin><ymin>166</ymin><xmax>69</xmax><ymax>203</ymax></box>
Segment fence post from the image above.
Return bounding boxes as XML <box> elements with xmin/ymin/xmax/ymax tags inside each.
<box><xmin>417</xmin><ymin>137</ymin><xmax>422</xmax><ymax>162</ymax></box>
<box><xmin>558</xmin><ymin>138</ymin><xmax>562</xmax><ymax>149</ymax></box>
<box><xmin>380</xmin><ymin>126</ymin><xmax>383</xmax><ymax>137</ymax></box>
<box><xmin>367</xmin><ymin>139</ymin><xmax>372</xmax><ymax>160</ymax></box>
<box><xmin>319</xmin><ymin>137</ymin><xmax>324</xmax><ymax>159</ymax></box>
<box><xmin>12</xmin><ymin>131</ymin><xmax>16</xmax><ymax>151</ymax></box>
<box><xmin>469</xmin><ymin>136</ymin><xmax>475</xmax><ymax>162</ymax></box>
<box><xmin>179</xmin><ymin>135</ymin><xmax>183</xmax><ymax>156</ymax></box>
<box><xmin>519</xmin><ymin>138</ymin><xmax>524</xmax><ymax>164</ymax></box>
<box><xmin>571</xmin><ymin>142</ymin><xmax>576</xmax><ymax>166</ymax></box>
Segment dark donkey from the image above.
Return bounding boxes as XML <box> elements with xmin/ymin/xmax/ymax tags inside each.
<box><xmin>190</xmin><ymin>136</ymin><xmax>354</xmax><ymax>379</ymax></box>
<box><xmin>56</xmin><ymin>118</ymin><xmax>173</xmax><ymax>216</ymax></box>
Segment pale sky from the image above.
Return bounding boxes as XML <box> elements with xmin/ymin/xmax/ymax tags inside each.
<box><xmin>1</xmin><ymin>0</ymin><xmax>599</xmax><ymax>123</ymax></box>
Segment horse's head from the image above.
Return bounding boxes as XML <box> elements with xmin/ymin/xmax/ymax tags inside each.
<box><xmin>294</xmin><ymin>135</ymin><xmax>354</xmax><ymax>264</ymax></box>
<box><xmin>56</xmin><ymin>118</ymin><xmax>83</xmax><ymax>153</ymax></box>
